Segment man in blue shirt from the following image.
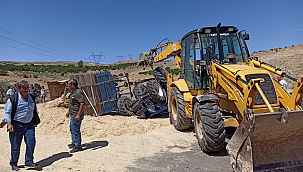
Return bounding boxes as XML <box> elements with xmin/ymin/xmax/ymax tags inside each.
<box><xmin>2</xmin><ymin>80</ymin><xmax>39</xmax><ymax>171</ymax></box>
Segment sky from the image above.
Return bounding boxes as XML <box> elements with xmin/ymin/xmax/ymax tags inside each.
<box><xmin>0</xmin><ymin>0</ymin><xmax>302</xmax><ymax>64</ymax></box>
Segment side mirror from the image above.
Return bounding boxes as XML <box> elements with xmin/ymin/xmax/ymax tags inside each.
<box><xmin>243</xmin><ymin>34</ymin><xmax>250</xmax><ymax>40</ymax></box>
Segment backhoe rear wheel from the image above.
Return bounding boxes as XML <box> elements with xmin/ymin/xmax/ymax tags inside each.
<box><xmin>169</xmin><ymin>87</ymin><xmax>193</xmax><ymax>131</ymax></box>
<box><xmin>193</xmin><ymin>101</ymin><xmax>225</xmax><ymax>152</ymax></box>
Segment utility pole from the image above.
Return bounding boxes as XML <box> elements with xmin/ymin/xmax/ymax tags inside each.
<box><xmin>89</xmin><ymin>52</ymin><xmax>105</xmax><ymax>64</ymax></box>
<box><xmin>128</xmin><ymin>53</ymin><xmax>134</xmax><ymax>60</ymax></box>
<box><xmin>116</xmin><ymin>54</ymin><xmax>123</xmax><ymax>62</ymax></box>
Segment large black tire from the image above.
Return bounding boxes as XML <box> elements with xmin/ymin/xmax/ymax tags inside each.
<box><xmin>147</xmin><ymin>80</ymin><xmax>166</xmax><ymax>103</ymax></box>
<box><xmin>117</xmin><ymin>96</ymin><xmax>134</xmax><ymax>116</ymax></box>
<box><xmin>169</xmin><ymin>87</ymin><xmax>193</xmax><ymax>131</ymax></box>
<box><xmin>193</xmin><ymin>101</ymin><xmax>225</xmax><ymax>152</ymax></box>
<box><xmin>153</xmin><ymin>67</ymin><xmax>167</xmax><ymax>86</ymax></box>
<box><xmin>131</xmin><ymin>100</ymin><xmax>146</xmax><ymax>116</ymax></box>
<box><xmin>133</xmin><ymin>83</ymin><xmax>146</xmax><ymax>99</ymax></box>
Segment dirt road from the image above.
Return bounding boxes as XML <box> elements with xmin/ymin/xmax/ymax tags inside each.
<box><xmin>0</xmin><ymin>103</ymin><xmax>232</xmax><ymax>172</ymax></box>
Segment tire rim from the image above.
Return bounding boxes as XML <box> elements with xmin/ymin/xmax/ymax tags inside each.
<box><xmin>158</xmin><ymin>85</ymin><xmax>164</xmax><ymax>97</ymax></box>
<box><xmin>154</xmin><ymin>82</ymin><xmax>164</xmax><ymax>97</ymax></box>
<box><xmin>171</xmin><ymin>95</ymin><xmax>177</xmax><ymax>120</ymax></box>
<box><xmin>195</xmin><ymin>109</ymin><xmax>203</xmax><ymax>139</ymax></box>
<box><xmin>123</xmin><ymin>98</ymin><xmax>132</xmax><ymax>110</ymax></box>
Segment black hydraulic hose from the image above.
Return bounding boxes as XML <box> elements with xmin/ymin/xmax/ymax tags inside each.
<box><xmin>237</xmin><ymin>76</ymin><xmax>248</xmax><ymax>85</ymax></box>
<box><xmin>284</xmin><ymin>74</ymin><xmax>297</xmax><ymax>82</ymax></box>
<box><xmin>216</xmin><ymin>23</ymin><xmax>224</xmax><ymax>64</ymax></box>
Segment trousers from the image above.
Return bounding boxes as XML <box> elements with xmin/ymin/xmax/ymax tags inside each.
<box><xmin>9</xmin><ymin>121</ymin><xmax>36</xmax><ymax>166</ymax></box>
<box><xmin>70</xmin><ymin>116</ymin><xmax>83</xmax><ymax>147</ymax></box>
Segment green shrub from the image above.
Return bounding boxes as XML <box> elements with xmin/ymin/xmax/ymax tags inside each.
<box><xmin>0</xmin><ymin>69</ymin><xmax>8</xmax><ymax>76</ymax></box>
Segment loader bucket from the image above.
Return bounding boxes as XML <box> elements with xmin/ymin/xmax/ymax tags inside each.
<box><xmin>226</xmin><ymin>109</ymin><xmax>303</xmax><ymax>172</ymax></box>
<box><xmin>138</xmin><ymin>52</ymin><xmax>152</xmax><ymax>67</ymax></box>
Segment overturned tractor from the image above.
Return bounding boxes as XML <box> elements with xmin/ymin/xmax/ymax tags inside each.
<box><xmin>117</xmin><ymin>67</ymin><xmax>168</xmax><ymax>119</ymax></box>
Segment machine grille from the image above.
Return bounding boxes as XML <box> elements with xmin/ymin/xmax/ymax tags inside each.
<box><xmin>245</xmin><ymin>74</ymin><xmax>277</xmax><ymax>105</ymax></box>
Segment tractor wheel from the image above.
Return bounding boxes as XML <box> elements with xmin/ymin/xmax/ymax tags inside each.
<box><xmin>153</xmin><ymin>67</ymin><xmax>167</xmax><ymax>86</ymax></box>
<box><xmin>117</xmin><ymin>96</ymin><xmax>134</xmax><ymax>116</ymax></box>
<box><xmin>131</xmin><ymin>99</ymin><xmax>143</xmax><ymax>112</ymax></box>
<box><xmin>147</xmin><ymin>80</ymin><xmax>166</xmax><ymax>103</ymax></box>
<box><xmin>193</xmin><ymin>101</ymin><xmax>225</xmax><ymax>152</ymax></box>
<box><xmin>133</xmin><ymin>83</ymin><xmax>146</xmax><ymax>99</ymax></box>
<box><xmin>169</xmin><ymin>87</ymin><xmax>193</xmax><ymax>131</ymax></box>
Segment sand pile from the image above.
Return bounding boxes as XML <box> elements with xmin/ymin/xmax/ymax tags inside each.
<box><xmin>37</xmin><ymin>100</ymin><xmax>170</xmax><ymax>139</ymax></box>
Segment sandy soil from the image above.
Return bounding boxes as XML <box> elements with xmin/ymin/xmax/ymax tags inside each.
<box><xmin>0</xmin><ymin>102</ymin><xmax>205</xmax><ymax>172</ymax></box>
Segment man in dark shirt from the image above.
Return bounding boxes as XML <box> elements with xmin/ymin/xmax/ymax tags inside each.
<box><xmin>65</xmin><ymin>79</ymin><xmax>85</xmax><ymax>153</ymax></box>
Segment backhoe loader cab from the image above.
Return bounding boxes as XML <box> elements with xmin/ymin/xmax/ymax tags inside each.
<box><xmin>180</xmin><ymin>25</ymin><xmax>250</xmax><ymax>90</ymax></box>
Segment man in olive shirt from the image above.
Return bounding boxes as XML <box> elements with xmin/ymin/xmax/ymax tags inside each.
<box><xmin>66</xmin><ymin>79</ymin><xmax>85</xmax><ymax>153</ymax></box>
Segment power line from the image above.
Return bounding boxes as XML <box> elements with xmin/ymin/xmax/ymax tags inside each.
<box><xmin>12</xmin><ymin>2</ymin><xmax>135</xmax><ymax>43</ymax></box>
<box><xmin>0</xmin><ymin>34</ymin><xmax>81</xmax><ymax>58</ymax></box>
<box><xmin>0</xmin><ymin>27</ymin><xmax>84</xmax><ymax>59</ymax></box>
<box><xmin>0</xmin><ymin>42</ymin><xmax>75</xmax><ymax>60</ymax></box>
<box><xmin>250</xmin><ymin>28</ymin><xmax>303</xmax><ymax>42</ymax></box>
<box><xmin>0</xmin><ymin>1</ymin><xmax>136</xmax><ymax>62</ymax></box>
<box><xmin>0</xmin><ymin>41</ymin><xmax>118</xmax><ymax>63</ymax></box>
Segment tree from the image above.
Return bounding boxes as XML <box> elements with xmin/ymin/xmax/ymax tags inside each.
<box><xmin>78</xmin><ymin>60</ymin><xmax>84</xmax><ymax>68</ymax></box>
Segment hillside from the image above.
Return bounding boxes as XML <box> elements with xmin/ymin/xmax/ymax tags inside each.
<box><xmin>252</xmin><ymin>44</ymin><xmax>303</xmax><ymax>77</ymax></box>
<box><xmin>1</xmin><ymin>43</ymin><xmax>303</xmax><ymax>92</ymax></box>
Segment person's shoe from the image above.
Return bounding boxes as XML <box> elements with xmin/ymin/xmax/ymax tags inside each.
<box><xmin>25</xmin><ymin>163</ymin><xmax>39</xmax><ymax>168</ymax></box>
<box><xmin>70</xmin><ymin>146</ymin><xmax>84</xmax><ymax>153</ymax></box>
<box><xmin>68</xmin><ymin>143</ymin><xmax>75</xmax><ymax>149</ymax></box>
<box><xmin>11</xmin><ymin>165</ymin><xmax>20</xmax><ymax>171</ymax></box>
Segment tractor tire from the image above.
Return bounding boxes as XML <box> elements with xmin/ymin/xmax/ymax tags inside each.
<box><xmin>147</xmin><ymin>80</ymin><xmax>166</xmax><ymax>103</ymax></box>
<box><xmin>193</xmin><ymin>101</ymin><xmax>225</xmax><ymax>152</ymax></box>
<box><xmin>153</xmin><ymin>67</ymin><xmax>167</xmax><ymax>86</ymax></box>
<box><xmin>131</xmin><ymin>99</ymin><xmax>143</xmax><ymax>112</ymax></box>
<box><xmin>133</xmin><ymin>83</ymin><xmax>146</xmax><ymax>99</ymax></box>
<box><xmin>169</xmin><ymin>87</ymin><xmax>193</xmax><ymax>131</ymax></box>
<box><xmin>117</xmin><ymin>96</ymin><xmax>134</xmax><ymax>116</ymax></box>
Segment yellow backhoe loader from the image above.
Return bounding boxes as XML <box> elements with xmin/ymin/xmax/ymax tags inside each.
<box><xmin>139</xmin><ymin>23</ymin><xmax>303</xmax><ymax>171</ymax></box>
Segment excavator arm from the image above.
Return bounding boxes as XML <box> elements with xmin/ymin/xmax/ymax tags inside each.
<box><xmin>138</xmin><ymin>41</ymin><xmax>182</xmax><ymax>68</ymax></box>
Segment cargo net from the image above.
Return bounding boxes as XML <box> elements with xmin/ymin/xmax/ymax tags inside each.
<box><xmin>245</xmin><ymin>74</ymin><xmax>277</xmax><ymax>105</ymax></box>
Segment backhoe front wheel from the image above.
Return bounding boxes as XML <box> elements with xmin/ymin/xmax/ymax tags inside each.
<box><xmin>193</xmin><ymin>101</ymin><xmax>225</xmax><ymax>152</ymax></box>
<box><xmin>169</xmin><ymin>87</ymin><xmax>193</xmax><ymax>131</ymax></box>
